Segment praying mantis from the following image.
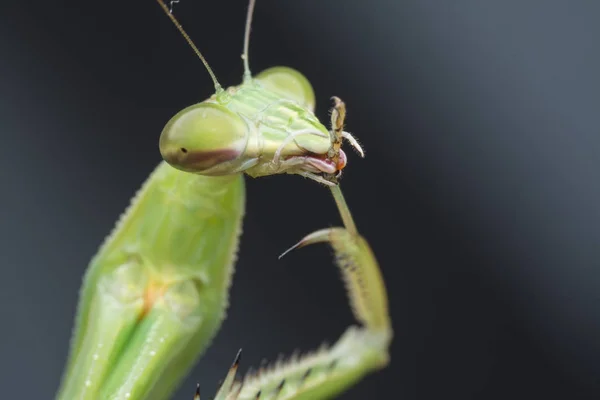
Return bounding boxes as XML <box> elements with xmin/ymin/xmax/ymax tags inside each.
<box><xmin>56</xmin><ymin>0</ymin><xmax>393</xmax><ymax>399</ymax></box>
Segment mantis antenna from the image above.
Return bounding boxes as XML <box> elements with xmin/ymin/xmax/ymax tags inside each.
<box><xmin>156</xmin><ymin>0</ymin><xmax>223</xmax><ymax>94</ymax></box>
<box><xmin>242</xmin><ymin>0</ymin><xmax>256</xmax><ymax>82</ymax></box>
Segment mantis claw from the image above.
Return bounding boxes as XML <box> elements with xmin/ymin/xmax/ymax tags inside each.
<box><xmin>278</xmin><ymin>228</ymin><xmax>336</xmax><ymax>259</ymax></box>
<box><xmin>213</xmin><ymin>348</ymin><xmax>243</xmax><ymax>400</ymax></box>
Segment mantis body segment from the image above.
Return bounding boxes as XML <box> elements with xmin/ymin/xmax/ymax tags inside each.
<box><xmin>56</xmin><ymin>1</ymin><xmax>392</xmax><ymax>399</ymax></box>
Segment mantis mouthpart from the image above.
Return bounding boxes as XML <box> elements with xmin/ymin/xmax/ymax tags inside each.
<box><xmin>55</xmin><ymin>1</ymin><xmax>392</xmax><ymax>399</ymax></box>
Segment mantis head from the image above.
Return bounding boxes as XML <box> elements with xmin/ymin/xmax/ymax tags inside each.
<box><xmin>155</xmin><ymin>0</ymin><xmax>362</xmax><ymax>185</ymax></box>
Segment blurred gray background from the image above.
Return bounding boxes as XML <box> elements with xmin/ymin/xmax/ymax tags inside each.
<box><xmin>1</xmin><ymin>0</ymin><xmax>599</xmax><ymax>398</ymax></box>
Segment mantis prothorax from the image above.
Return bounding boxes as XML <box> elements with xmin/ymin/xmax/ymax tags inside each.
<box><xmin>56</xmin><ymin>1</ymin><xmax>392</xmax><ymax>399</ymax></box>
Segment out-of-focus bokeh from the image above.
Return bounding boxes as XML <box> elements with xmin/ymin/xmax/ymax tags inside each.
<box><xmin>1</xmin><ymin>1</ymin><xmax>599</xmax><ymax>398</ymax></box>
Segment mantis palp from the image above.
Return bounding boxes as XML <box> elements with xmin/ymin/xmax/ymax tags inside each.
<box><xmin>56</xmin><ymin>1</ymin><xmax>392</xmax><ymax>399</ymax></box>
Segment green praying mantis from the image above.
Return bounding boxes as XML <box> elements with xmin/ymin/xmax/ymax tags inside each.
<box><xmin>56</xmin><ymin>1</ymin><xmax>393</xmax><ymax>399</ymax></box>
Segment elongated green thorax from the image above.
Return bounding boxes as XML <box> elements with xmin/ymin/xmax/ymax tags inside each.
<box><xmin>57</xmin><ymin>162</ymin><xmax>245</xmax><ymax>400</ymax></box>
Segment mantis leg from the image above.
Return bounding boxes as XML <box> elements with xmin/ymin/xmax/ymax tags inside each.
<box><xmin>198</xmin><ymin>185</ymin><xmax>392</xmax><ymax>400</ymax></box>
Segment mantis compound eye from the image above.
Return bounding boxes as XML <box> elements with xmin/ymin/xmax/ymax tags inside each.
<box><xmin>255</xmin><ymin>66</ymin><xmax>316</xmax><ymax>112</ymax></box>
<box><xmin>159</xmin><ymin>103</ymin><xmax>249</xmax><ymax>174</ymax></box>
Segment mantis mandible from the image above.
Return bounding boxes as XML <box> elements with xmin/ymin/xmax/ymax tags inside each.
<box><xmin>56</xmin><ymin>1</ymin><xmax>392</xmax><ymax>399</ymax></box>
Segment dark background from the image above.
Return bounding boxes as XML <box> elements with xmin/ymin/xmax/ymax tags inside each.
<box><xmin>1</xmin><ymin>0</ymin><xmax>599</xmax><ymax>399</ymax></box>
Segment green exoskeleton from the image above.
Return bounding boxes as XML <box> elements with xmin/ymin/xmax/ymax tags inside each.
<box><xmin>56</xmin><ymin>1</ymin><xmax>392</xmax><ymax>399</ymax></box>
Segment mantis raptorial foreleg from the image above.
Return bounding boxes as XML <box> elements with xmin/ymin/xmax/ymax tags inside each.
<box><xmin>197</xmin><ymin>189</ymin><xmax>392</xmax><ymax>400</ymax></box>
